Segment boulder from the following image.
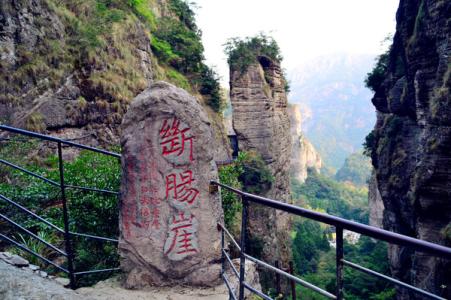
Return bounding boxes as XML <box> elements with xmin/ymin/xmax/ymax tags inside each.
<box><xmin>0</xmin><ymin>252</ymin><xmax>29</xmax><ymax>267</ymax></box>
<box><xmin>119</xmin><ymin>81</ymin><xmax>223</xmax><ymax>288</ymax></box>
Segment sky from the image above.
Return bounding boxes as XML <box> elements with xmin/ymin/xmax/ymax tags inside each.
<box><xmin>193</xmin><ymin>0</ymin><xmax>399</xmax><ymax>84</ymax></box>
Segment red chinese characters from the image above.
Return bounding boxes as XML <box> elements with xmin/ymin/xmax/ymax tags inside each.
<box><xmin>165</xmin><ymin>170</ymin><xmax>199</xmax><ymax>207</ymax></box>
<box><xmin>160</xmin><ymin>117</ymin><xmax>200</xmax><ymax>260</ymax></box>
<box><xmin>159</xmin><ymin>118</ymin><xmax>194</xmax><ymax>162</ymax></box>
<box><xmin>163</xmin><ymin>211</ymin><xmax>199</xmax><ymax>260</ymax></box>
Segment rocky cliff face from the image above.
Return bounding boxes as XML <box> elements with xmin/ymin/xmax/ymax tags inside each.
<box><xmin>368</xmin><ymin>0</ymin><xmax>450</xmax><ymax>298</ymax></box>
<box><xmin>0</xmin><ymin>0</ymin><xmax>229</xmax><ymax>161</ymax></box>
<box><xmin>289</xmin><ymin>104</ymin><xmax>322</xmax><ymax>183</ymax></box>
<box><xmin>0</xmin><ymin>0</ymin><xmax>154</xmax><ymax>145</ymax></box>
<box><xmin>230</xmin><ymin>56</ymin><xmax>292</xmax><ymax>284</ymax></box>
<box><xmin>368</xmin><ymin>171</ymin><xmax>384</xmax><ymax>228</ymax></box>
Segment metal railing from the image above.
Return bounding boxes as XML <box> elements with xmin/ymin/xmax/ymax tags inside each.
<box><xmin>210</xmin><ymin>180</ymin><xmax>451</xmax><ymax>300</ymax></box>
<box><xmin>0</xmin><ymin>125</ymin><xmax>121</xmax><ymax>289</ymax></box>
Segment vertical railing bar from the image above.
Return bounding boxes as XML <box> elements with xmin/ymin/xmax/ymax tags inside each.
<box><xmin>289</xmin><ymin>261</ymin><xmax>297</xmax><ymax>300</ymax></box>
<box><xmin>238</xmin><ymin>196</ymin><xmax>249</xmax><ymax>300</ymax></box>
<box><xmin>336</xmin><ymin>226</ymin><xmax>344</xmax><ymax>300</ymax></box>
<box><xmin>220</xmin><ymin>224</ymin><xmax>226</xmax><ymax>277</ymax></box>
<box><xmin>275</xmin><ymin>260</ymin><xmax>281</xmax><ymax>296</ymax></box>
<box><xmin>58</xmin><ymin>142</ymin><xmax>76</xmax><ymax>289</ymax></box>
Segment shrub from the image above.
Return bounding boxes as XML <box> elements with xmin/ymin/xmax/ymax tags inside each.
<box><xmin>153</xmin><ymin>17</ymin><xmax>204</xmax><ymax>73</ymax></box>
<box><xmin>363</xmin><ymin>130</ymin><xmax>376</xmax><ymax>157</ymax></box>
<box><xmin>238</xmin><ymin>151</ymin><xmax>273</xmax><ymax>195</ymax></box>
<box><xmin>224</xmin><ymin>33</ymin><xmax>283</xmax><ymax>74</ymax></box>
<box><xmin>127</xmin><ymin>0</ymin><xmax>156</xmax><ymax>29</ymax></box>
<box><xmin>0</xmin><ymin>149</ymin><xmax>120</xmax><ymax>286</ymax></box>
<box><xmin>218</xmin><ymin>152</ymin><xmax>245</xmax><ymax>230</ymax></box>
<box><xmin>150</xmin><ymin>36</ymin><xmax>179</xmax><ymax>64</ymax></box>
<box><xmin>365</xmin><ymin>51</ymin><xmax>389</xmax><ymax>92</ymax></box>
<box><xmin>166</xmin><ymin>68</ymin><xmax>191</xmax><ymax>90</ymax></box>
<box><xmin>169</xmin><ymin>0</ymin><xmax>197</xmax><ymax>30</ymax></box>
<box><xmin>218</xmin><ymin>151</ymin><xmax>274</xmax><ymax>229</ymax></box>
<box><xmin>199</xmin><ymin>66</ymin><xmax>224</xmax><ymax>113</ymax></box>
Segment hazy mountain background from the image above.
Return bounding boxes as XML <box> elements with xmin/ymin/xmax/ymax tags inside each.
<box><xmin>288</xmin><ymin>53</ymin><xmax>376</xmax><ymax>172</ymax></box>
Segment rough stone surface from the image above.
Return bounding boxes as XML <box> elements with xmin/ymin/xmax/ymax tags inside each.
<box><xmin>230</xmin><ymin>56</ymin><xmax>292</xmax><ymax>289</ymax></box>
<box><xmin>119</xmin><ymin>81</ymin><xmax>223</xmax><ymax>288</ymax></box>
<box><xmin>0</xmin><ymin>259</ymin><xmax>83</xmax><ymax>300</ymax></box>
<box><xmin>28</xmin><ymin>264</ymin><xmax>40</xmax><ymax>271</ymax></box>
<box><xmin>0</xmin><ymin>0</ymin><xmax>230</xmax><ymax>161</ymax></box>
<box><xmin>289</xmin><ymin>104</ymin><xmax>322</xmax><ymax>183</ymax></box>
<box><xmin>368</xmin><ymin>171</ymin><xmax>384</xmax><ymax>228</ymax></box>
<box><xmin>0</xmin><ymin>0</ymin><xmax>152</xmax><ymax>145</ymax></box>
<box><xmin>0</xmin><ymin>259</ymin><xmax>232</xmax><ymax>300</ymax></box>
<box><xmin>368</xmin><ymin>0</ymin><xmax>451</xmax><ymax>298</ymax></box>
<box><xmin>0</xmin><ymin>251</ymin><xmax>29</xmax><ymax>266</ymax></box>
<box><xmin>78</xmin><ymin>278</ymin><xmax>230</xmax><ymax>300</ymax></box>
<box><xmin>55</xmin><ymin>277</ymin><xmax>70</xmax><ymax>286</ymax></box>
<box><xmin>225</xmin><ymin>259</ymin><xmax>261</xmax><ymax>298</ymax></box>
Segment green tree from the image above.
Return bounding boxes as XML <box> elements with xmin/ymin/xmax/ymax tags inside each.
<box><xmin>335</xmin><ymin>152</ymin><xmax>372</xmax><ymax>186</ymax></box>
<box><xmin>224</xmin><ymin>33</ymin><xmax>283</xmax><ymax>73</ymax></box>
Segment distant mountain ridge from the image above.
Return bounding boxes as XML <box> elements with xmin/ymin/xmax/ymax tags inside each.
<box><xmin>288</xmin><ymin>53</ymin><xmax>377</xmax><ymax>171</ymax></box>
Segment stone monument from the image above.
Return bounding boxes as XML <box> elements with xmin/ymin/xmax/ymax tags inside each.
<box><xmin>119</xmin><ymin>82</ymin><xmax>222</xmax><ymax>288</ymax></box>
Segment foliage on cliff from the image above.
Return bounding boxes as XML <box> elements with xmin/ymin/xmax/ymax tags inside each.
<box><xmin>291</xmin><ymin>169</ymin><xmax>368</xmax><ymax>224</ymax></box>
<box><xmin>224</xmin><ymin>33</ymin><xmax>283</xmax><ymax>74</ymax></box>
<box><xmin>292</xmin><ymin>228</ymin><xmax>395</xmax><ymax>299</ymax></box>
<box><xmin>0</xmin><ymin>0</ymin><xmax>224</xmax><ymax>133</ymax></box>
<box><xmin>365</xmin><ymin>50</ymin><xmax>389</xmax><ymax>92</ymax></box>
<box><xmin>0</xmin><ymin>139</ymin><xmax>120</xmax><ymax>286</ymax></box>
<box><xmin>335</xmin><ymin>152</ymin><xmax>372</xmax><ymax>186</ymax></box>
<box><xmin>218</xmin><ymin>151</ymin><xmax>274</xmax><ymax>230</ymax></box>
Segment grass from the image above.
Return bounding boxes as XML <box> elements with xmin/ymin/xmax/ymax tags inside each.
<box><xmin>25</xmin><ymin>112</ymin><xmax>46</xmax><ymax>132</ymax></box>
<box><xmin>165</xmin><ymin>68</ymin><xmax>191</xmax><ymax>91</ymax></box>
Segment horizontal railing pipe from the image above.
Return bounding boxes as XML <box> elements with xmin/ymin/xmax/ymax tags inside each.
<box><xmin>342</xmin><ymin>260</ymin><xmax>446</xmax><ymax>300</ymax></box>
<box><xmin>0</xmin><ymin>125</ymin><xmax>122</xmax><ymax>288</ymax></box>
<box><xmin>0</xmin><ymin>159</ymin><xmax>59</xmax><ymax>186</ymax></box>
<box><xmin>243</xmin><ymin>282</ymin><xmax>273</xmax><ymax>300</ymax></box>
<box><xmin>74</xmin><ymin>267</ymin><xmax>121</xmax><ymax>276</ymax></box>
<box><xmin>0</xmin><ymin>193</ymin><xmax>65</xmax><ymax>233</ymax></box>
<box><xmin>0</xmin><ymin>233</ymin><xmax>69</xmax><ymax>273</ymax></box>
<box><xmin>70</xmin><ymin>232</ymin><xmax>118</xmax><ymax>243</ymax></box>
<box><xmin>223</xmin><ymin>249</ymin><xmax>240</xmax><ymax>278</ymax></box>
<box><xmin>210</xmin><ymin>181</ymin><xmax>451</xmax><ymax>260</ymax></box>
<box><xmin>0</xmin><ymin>125</ymin><xmax>121</xmax><ymax>158</ymax></box>
<box><xmin>65</xmin><ymin>184</ymin><xmax>119</xmax><ymax>196</ymax></box>
<box><xmin>244</xmin><ymin>253</ymin><xmax>336</xmax><ymax>299</ymax></box>
<box><xmin>222</xmin><ymin>273</ymin><xmax>238</xmax><ymax>300</ymax></box>
<box><xmin>0</xmin><ymin>194</ymin><xmax>118</xmax><ymax>243</ymax></box>
<box><xmin>217</xmin><ymin>223</ymin><xmax>241</xmax><ymax>251</ymax></box>
<box><xmin>0</xmin><ymin>213</ymin><xmax>67</xmax><ymax>256</ymax></box>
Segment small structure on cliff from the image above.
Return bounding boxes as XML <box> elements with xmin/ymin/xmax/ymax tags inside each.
<box><xmin>118</xmin><ymin>82</ymin><xmax>223</xmax><ymax>288</ymax></box>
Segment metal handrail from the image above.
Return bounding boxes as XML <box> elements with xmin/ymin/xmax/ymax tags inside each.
<box><xmin>0</xmin><ymin>125</ymin><xmax>121</xmax><ymax>289</ymax></box>
<box><xmin>211</xmin><ymin>180</ymin><xmax>450</xmax><ymax>300</ymax></box>
<box><xmin>211</xmin><ymin>181</ymin><xmax>451</xmax><ymax>259</ymax></box>
<box><xmin>0</xmin><ymin>125</ymin><xmax>120</xmax><ymax>158</ymax></box>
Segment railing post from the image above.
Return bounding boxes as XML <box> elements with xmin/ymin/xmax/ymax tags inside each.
<box><xmin>336</xmin><ymin>226</ymin><xmax>344</xmax><ymax>300</ymax></box>
<box><xmin>275</xmin><ymin>260</ymin><xmax>281</xmax><ymax>296</ymax></box>
<box><xmin>58</xmin><ymin>142</ymin><xmax>76</xmax><ymax>289</ymax></box>
<box><xmin>220</xmin><ymin>224</ymin><xmax>225</xmax><ymax>276</ymax></box>
<box><xmin>289</xmin><ymin>261</ymin><xmax>296</xmax><ymax>300</ymax></box>
<box><xmin>238</xmin><ymin>196</ymin><xmax>249</xmax><ymax>300</ymax></box>
<box><xmin>219</xmin><ymin>226</ymin><xmax>232</xmax><ymax>300</ymax></box>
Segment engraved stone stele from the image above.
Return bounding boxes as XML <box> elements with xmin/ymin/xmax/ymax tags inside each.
<box><xmin>119</xmin><ymin>81</ymin><xmax>223</xmax><ymax>288</ymax></box>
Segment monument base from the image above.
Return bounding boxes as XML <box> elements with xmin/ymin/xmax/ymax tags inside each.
<box><xmin>121</xmin><ymin>260</ymin><xmax>222</xmax><ymax>289</ymax></box>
